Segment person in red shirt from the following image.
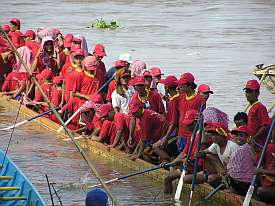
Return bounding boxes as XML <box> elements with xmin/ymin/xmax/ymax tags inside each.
<box><xmin>177</xmin><ymin>72</ymin><xmax>204</xmax><ymax>152</ymax></box>
<box><xmin>244</xmin><ymin>80</ymin><xmax>271</xmax><ymax>146</ymax></box>
<box><xmin>153</xmin><ymin>75</ymin><xmax>180</xmax><ymax>161</ymax></box>
<box><xmin>21</xmin><ymin>30</ymin><xmax>40</xmax><ymax>57</ymax></box>
<box><xmin>8</xmin><ymin>18</ymin><xmax>23</xmax><ymax>48</ymax></box>
<box><xmin>256</xmin><ymin>118</ymin><xmax>275</xmax><ymax>204</ymax></box>
<box><xmin>150</xmin><ymin>67</ymin><xmax>163</xmax><ymax>86</ymax></box>
<box><xmin>106</xmin><ymin>60</ymin><xmax>129</xmax><ymax>103</ymax></box>
<box><xmin>128</xmin><ymin>99</ymin><xmax>167</xmax><ymax>161</ymax></box>
<box><xmin>93</xmin><ymin>44</ymin><xmax>107</xmax><ymax>87</ymax></box>
<box><xmin>49</xmin><ymin>76</ymin><xmax>63</xmax><ymax>123</ymax></box>
<box><xmin>197</xmin><ymin>84</ymin><xmax>213</xmax><ymax>102</ymax></box>
<box><xmin>60</xmin><ymin>33</ymin><xmax>73</xmax><ymax>66</ymax></box>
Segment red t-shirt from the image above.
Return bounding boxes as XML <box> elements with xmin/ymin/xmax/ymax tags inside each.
<box><xmin>114</xmin><ymin>112</ymin><xmax>130</xmax><ymax>143</ymax></box>
<box><xmin>34</xmin><ymin>83</ymin><xmax>53</xmax><ymax>102</ymax></box>
<box><xmin>96</xmin><ymin>61</ymin><xmax>106</xmax><ymax>88</ymax></box>
<box><xmin>9</xmin><ymin>31</ymin><xmax>22</xmax><ymax>48</ymax></box>
<box><xmin>137</xmin><ymin>109</ymin><xmax>167</xmax><ymax>142</ymax></box>
<box><xmin>51</xmin><ymin>88</ymin><xmax>62</xmax><ymax>107</ymax></box>
<box><xmin>166</xmin><ymin>93</ymin><xmax>180</xmax><ymax>126</ymax></box>
<box><xmin>71</xmin><ymin>69</ymin><xmax>84</xmax><ymax>93</ymax></box>
<box><xmin>2</xmin><ymin>71</ymin><xmax>21</xmax><ymax>92</ymax></box>
<box><xmin>247</xmin><ymin>102</ymin><xmax>271</xmax><ymax>145</ymax></box>
<box><xmin>178</xmin><ymin>93</ymin><xmax>204</xmax><ymax>137</ymax></box>
<box><xmin>24</xmin><ymin>40</ymin><xmax>40</xmax><ymax>57</ymax></box>
<box><xmin>182</xmin><ymin>132</ymin><xmax>199</xmax><ymax>160</ymax></box>
<box><xmin>106</xmin><ymin>80</ymin><xmax>116</xmax><ymax>102</ymax></box>
<box><xmin>80</xmin><ymin>72</ymin><xmax>100</xmax><ymax>95</ymax></box>
<box><xmin>263</xmin><ymin>143</ymin><xmax>275</xmax><ymax>187</ymax></box>
<box><xmin>99</xmin><ymin>120</ymin><xmax>117</xmax><ymax>145</ymax></box>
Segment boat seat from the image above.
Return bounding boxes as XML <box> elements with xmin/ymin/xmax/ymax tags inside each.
<box><xmin>0</xmin><ymin>176</ymin><xmax>13</xmax><ymax>180</ymax></box>
<box><xmin>0</xmin><ymin>196</ymin><xmax>27</xmax><ymax>200</ymax></box>
<box><xmin>0</xmin><ymin>186</ymin><xmax>20</xmax><ymax>191</ymax></box>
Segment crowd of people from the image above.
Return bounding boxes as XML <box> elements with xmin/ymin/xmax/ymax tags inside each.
<box><xmin>0</xmin><ymin>18</ymin><xmax>274</xmax><ymax>205</ymax></box>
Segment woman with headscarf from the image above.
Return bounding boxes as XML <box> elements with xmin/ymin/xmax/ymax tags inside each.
<box><xmin>111</xmin><ymin>68</ymin><xmax>134</xmax><ymax>114</ymax></box>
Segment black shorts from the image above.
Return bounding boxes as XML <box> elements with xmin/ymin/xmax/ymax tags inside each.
<box><xmin>166</xmin><ymin>137</ymin><xmax>180</xmax><ymax>157</ymax></box>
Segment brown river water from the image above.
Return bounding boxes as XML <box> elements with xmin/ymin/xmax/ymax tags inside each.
<box><xmin>0</xmin><ymin>0</ymin><xmax>275</xmax><ymax>205</ymax></box>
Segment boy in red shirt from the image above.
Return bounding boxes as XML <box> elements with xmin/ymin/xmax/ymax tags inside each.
<box><xmin>153</xmin><ymin>75</ymin><xmax>180</xmax><ymax>161</ymax></box>
<box><xmin>21</xmin><ymin>30</ymin><xmax>40</xmax><ymax>57</ymax></box>
<box><xmin>177</xmin><ymin>72</ymin><xmax>204</xmax><ymax>151</ymax></box>
<box><xmin>197</xmin><ymin>84</ymin><xmax>213</xmax><ymax>102</ymax></box>
<box><xmin>243</xmin><ymin>80</ymin><xmax>271</xmax><ymax>146</ymax></box>
<box><xmin>93</xmin><ymin>44</ymin><xmax>107</xmax><ymax>87</ymax></box>
<box><xmin>8</xmin><ymin>18</ymin><xmax>23</xmax><ymax>48</ymax></box>
<box><xmin>128</xmin><ymin>99</ymin><xmax>167</xmax><ymax>161</ymax></box>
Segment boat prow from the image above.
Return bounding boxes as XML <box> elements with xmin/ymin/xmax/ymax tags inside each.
<box><xmin>253</xmin><ymin>64</ymin><xmax>275</xmax><ymax>94</ymax></box>
<box><xmin>0</xmin><ymin>149</ymin><xmax>46</xmax><ymax>206</ymax></box>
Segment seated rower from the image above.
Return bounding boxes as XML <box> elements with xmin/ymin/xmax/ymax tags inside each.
<box><xmin>153</xmin><ymin>75</ymin><xmax>180</xmax><ymax>162</ymax></box>
<box><xmin>256</xmin><ymin>118</ymin><xmax>275</xmax><ymax>204</ymax></box>
<box><xmin>227</xmin><ymin>125</ymin><xmax>257</xmax><ymax>196</ymax></box>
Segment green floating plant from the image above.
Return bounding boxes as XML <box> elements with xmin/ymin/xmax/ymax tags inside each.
<box><xmin>88</xmin><ymin>18</ymin><xmax>119</xmax><ymax>30</ymax></box>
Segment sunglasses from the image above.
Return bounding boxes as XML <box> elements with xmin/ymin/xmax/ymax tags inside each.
<box><xmin>121</xmin><ymin>75</ymin><xmax>131</xmax><ymax>79</ymax></box>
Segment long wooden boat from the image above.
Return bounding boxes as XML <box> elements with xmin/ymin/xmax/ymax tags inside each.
<box><xmin>0</xmin><ymin>149</ymin><xmax>45</xmax><ymax>206</ymax></box>
<box><xmin>253</xmin><ymin>64</ymin><xmax>275</xmax><ymax>94</ymax></box>
<box><xmin>0</xmin><ymin>95</ymin><xmax>267</xmax><ymax>206</ymax></box>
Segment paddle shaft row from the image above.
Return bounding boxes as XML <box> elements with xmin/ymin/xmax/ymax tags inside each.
<box><xmin>57</xmin><ymin>72</ymin><xmax>114</xmax><ymax>133</ymax></box>
<box><xmin>174</xmin><ymin>103</ymin><xmax>205</xmax><ymax>201</ymax></box>
<box><xmin>90</xmin><ymin>163</ymin><xmax>173</xmax><ymax>188</ymax></box>
<box><xmin>0</xmin><ymin>28</ymin><xmax>118</xmax><ymax>205</ymax></box>
<box><xmin>242</xmin><ymin>120</ymin><xmax>275</xmax><ymax>206</ymax></box>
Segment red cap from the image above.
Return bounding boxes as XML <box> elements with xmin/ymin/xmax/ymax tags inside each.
<box><xmin>129</xmin><ymin>99</ymin><xmax>143</xmax><ymax>115</ymax></box>
<box><xmin>115</xmin><ymin>60</ymin><xmax>128</xmax><ymax>67</ymax></box>
<box><xmin>37</xmin><ymin>69</ymin><xmax>54</xmax><ymax>80</ymax></box>
<box><xmin>198</xmin><ymin>84</ymin><xmax>213</xmax><ymax>94</ymax></box>
<box><xmin>182</xmin><ymin>110</ymin><xmax>198</xmax><ymax>125</ymax></box>
<box><xmin>243</xmin><ymin>80</ymin><xmax>260</xmax><ymax>91</ymax></box>
<box><xmin>159</xmin><ymin>75</ymin><xmax>178</xmax><ymax>87</ymax></box>
<box><xmin>72</xmin><ymin>49</ymin><xmax>85</xmax><ymax>57</ymax></box>
<box><xmin>177</xmin><ymin>72</ymin><xmax>195</xmax><ymax>85</ymax></box>
<box><xmin>96</xmin><ymin>104</ymin><xmax>112</xmax><ymax>118</ymax></box>
<box><xmin>2</xmin><ymin>24</ymin><xmax>10</xmax><ymax>32</ymax></box>
<box><xmin>134</xmin><ymin>76</ymin><xmax>145</xmax><ymax>86</ymax></box>
<box><xmin>93</xmin><ymin>44</ymin><xmax>106</xmax><ymax>56</ymax></box>
<box><xmin>53</xmin><ymin>76</ymin><xmax>63</xmax><ymax>84</ymax></box>
<box><xmin>72</xmin><ymin>37</ymin><xmax>82</xmax><ymax>44</ymax></box>
<box><xmin>231</xmin><ymin>125</ymin><xmax>249</xmax><ymax>135</ymax></box>
<box><xmin>64</xmin><ymin>33</ymin><xmax>73</xmax><ymax>48</ymax></box>
<box><xmin>21</xmin><ymin>30</ymin><xmax>36</xmax><ymax>39</ymax></box>
<box><xmin>151</xmin><ymin>67</ymin><xmax>163</xmax><ymax>76</ymax></box>
<box><xmin>205</xmin><ymin>122</ymin><xmax>229</xmax><ymax>137</ymax></box>
<box><xmin>143</xmin><ymin>70</ymin><xmax>152</xmax><ymax>77</ymax></box>
<box><xmin>83</xmin><ymin>56</ymin><xmax>97</xmax><ymax>71</ymax></box>
<box><xmin>90</xmin><ymin>93</ymin><xmax>103</xmax><ymax>104</ymax></box>
<box><xmin>10</xmin><ymin>18</ymin><xmax>20</xmax><ymax>26</ymax></box>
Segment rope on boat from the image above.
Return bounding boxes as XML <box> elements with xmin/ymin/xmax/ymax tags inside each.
<box><xmin>1</xmin><ymin>97</ymin><xmax>23</xmax><ymax>169</ymax></box>
<box><xmin>0</xmin><ymin>27</ymin><xmax>118</xmax><ymax>205</ymax></box>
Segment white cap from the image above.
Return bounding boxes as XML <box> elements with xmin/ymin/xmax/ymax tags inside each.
<box><xmin>118</xmin><ymin>53</ymin><xmax>133</xmax><ymax>64</ymax></box>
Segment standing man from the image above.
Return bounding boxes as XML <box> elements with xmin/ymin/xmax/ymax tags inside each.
<box><xmin>9</xmin><ymin>18</ymin><xmax>22</xmax><ymax>48</ymax></box>
<box><xmin>93</xmin><ymin>44</ymin><xmax>107</xmax><ymax>87</ymax></box>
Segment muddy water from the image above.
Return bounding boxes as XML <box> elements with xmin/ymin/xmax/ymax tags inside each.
<box><xmin>0</xmin><ymin>0</ymin><xmax>274</xmax><ymax>117</ymax></box>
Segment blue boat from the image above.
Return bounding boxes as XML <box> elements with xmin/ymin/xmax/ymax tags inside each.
<box><xmin>0</xmin><ymin>149</ymin><xmax>46</xmax><ymax>206</ymax></box>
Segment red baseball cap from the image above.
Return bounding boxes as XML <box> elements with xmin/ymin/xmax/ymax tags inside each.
<box><xmin>10</xmin><ymin>18</ymin><xmax>20</xmax><ymax>26</ymax></box>
<box><xmin>83</xmin><ymin>56</ymin><xmax>97</xmax><ymax>71</ymax></box>
<box><xmin>129</xmin><ymin>99</ymin><xmax>143</xmax><ymax>115</ymax></box>
<box><xmin>198</xmin><ymin>84</ymin><xmax>213</xmax><ymax>94</ymax></box>
<box><xmin>21</xmin><ymin>30</ymin><xmax>36</xmax><ymax>39</ymax></box>
<box><xmin>64</xmin><ymin>33</ymin><xmax>73</xmax><ymax>48</ymax></box>
<box><xmin>134</xmin><ymin>76</ymin><xmax>145</xmax><ymax>86</ymax></box>
<box><xmin>177</xmin><ymin>72</ymin><xmax>195</xmax><ymax>85</ymax></box>
<box><xmin>160</xmin><ymin>75</ymin><xmax>178</xmax><ymax>87</ymax></box>
<box><xmin>37</xmin><ymin>69</ymin><xmax>54</xmax><ymax>80</ymax></box>
<box><xmin>243</xmin><ymin>80</ymin><xmax>260</xmax><ymax>91</ymax></box>
<box><xmin>93</xmin><ymin>44</ymin><xmax>106</xmax><ymax>57</ymax></box>
<box><xmin>115</xmin><ymin>60</ymin><xmax>128</xmax><ymax>67</ymax></box>
<box><xmin>2</xmin><ymin>24</ymin><xmax>10</xmax><ymax>32</ymax></box>
<box><xmin>53</xmin><ymin>76</ymin><xmax>63</xmax><ymax>84</ymax></box>
<box><xmin>231</xmin><ymin>125</ymin><xmax>249</xmax><ymax>135</ymax></box>
<box><xmin>72</xmin><ymin>37</ymin><xmax>82</xmax><ymax>44</ymax></box>
<box><xmin>205</xmin><ymin>122</ymin><xmax>229</xmax><ymax>137</ymax></box>
<box><xmin>151</xmin><ymin>67</ymin><xmax>163</xmax><ymax>77</ymax></box>
<box><xmin>182</xmin><ymin>110</ymin><xmax>198</xmax><ymax>125</ymax></box>
<box><xmin>96</xmin><ymin>104</ymin><xmax>112</xmax><ymax>118</ymax></box>
<box><xmin>143</xmin><ymin>70</ymin><xmax>153</xmax><ymax>77</ymax></box>
<box><xmin>72</xmin><ymin>49</ymin><xmax>85</xmax><ymax>57</ymax></box>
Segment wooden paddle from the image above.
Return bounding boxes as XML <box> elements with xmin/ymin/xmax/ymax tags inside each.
<box><xmin>242</xmin><ymin>120</ymin><xmax>275</xmax><ymax>206</ymax></box>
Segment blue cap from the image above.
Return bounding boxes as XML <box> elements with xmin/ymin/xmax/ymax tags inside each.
<box><xmin>85</xmin><ymin>189</ymin><xmax>108</xmax><ymax>206</ymax></box>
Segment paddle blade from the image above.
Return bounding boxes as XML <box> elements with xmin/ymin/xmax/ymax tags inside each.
<box><xmin>174</xmin><ymin>170</ymin><xmax>185</xmax><ymax>200</ymax></box>
<box><xmin>0</xmin><ymin>120</ymin><xmax>28</xmax><ymax>131</ymax></box>
<box><xmin>242</xmin><ymin>185</ymin><xmax>254</xmax><ymax>206</ymax></box>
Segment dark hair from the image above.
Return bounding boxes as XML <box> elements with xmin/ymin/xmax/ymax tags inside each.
<box><xmin>186</xmin><ymin>82</ymin><xmax>197</xmax><ymax>90</ymax></box>
<box><xmin>168</xmin><ymin>85</ymin><xmax>178</xmax><ymax>90</ymax></box>
<box><xmin>234</xmin><ymin>112</ymin><xmax>248</xmax><ymax>124</ymax></box>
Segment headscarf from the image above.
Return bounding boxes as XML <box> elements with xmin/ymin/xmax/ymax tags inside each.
<box><xmin>15</xmin><ymin>46</ymin><xmax>33</xmax><ymax>73</ymax></box>
<box><xmin>203</xmin><ymin>107</ymin><xmax>229</xmax><ymax>129</ymax></box>
<box><xmin>41</xmin><ymin>36</ymin><xmax>54</xmax><ymax>68</ymax></box>
<box><xmin>36</xmin><ymin>28</ymin><xmax>55</xmax><ymax>40</ymax></box>
<box><xmin>130</xmin><ymin>60</ymin><xmax>146</xmax><ymax>77</ymax></box>
<box><xmin>75</xmin><ymin>34</ymin><xmax>89</xmax><ymax>56</ymax></box>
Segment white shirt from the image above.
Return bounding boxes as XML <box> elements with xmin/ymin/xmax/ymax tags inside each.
<box><xmin>208</xmin><ymin>140</ymin><xmax>239</xmax><ymax>165</ymax></box>
<box><xmin>111</xmin><ymin>86</ymin><xmax>134</xmax><ymax>114</ymax></box>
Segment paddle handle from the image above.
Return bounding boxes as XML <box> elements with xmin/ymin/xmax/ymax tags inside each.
<box><xmin>29</xmin><ymin>106</ymin><xmax>60</xmax><ymax>121</ymax></box>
